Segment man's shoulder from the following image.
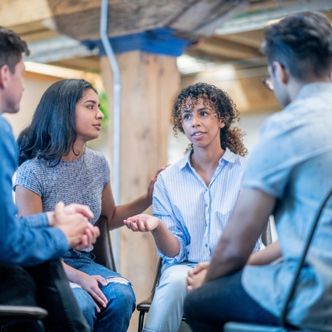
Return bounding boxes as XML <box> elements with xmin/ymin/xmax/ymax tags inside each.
<box><xmin>0</xmin><ymin>116</ymin><xmax>17</xmax><ymax>160</ymax></box>
<box><xmin>0</xmin><ymin>115</ymin><xmax>12</xmax><ymax>134</ymax></box>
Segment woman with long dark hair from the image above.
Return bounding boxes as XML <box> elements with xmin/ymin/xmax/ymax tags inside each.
<box><xmin>15</xmin><ymin>78</ymin><xmax>155</xmax><ymax>332</ymax></box>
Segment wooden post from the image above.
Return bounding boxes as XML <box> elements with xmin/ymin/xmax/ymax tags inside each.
<box><xmin>100</xmin><ymin>51</ymin><xmax>180</xmax><ymax>332</ymax></box>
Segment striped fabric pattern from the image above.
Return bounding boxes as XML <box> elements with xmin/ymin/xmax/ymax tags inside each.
<box><xmin>153</xmin><ymin>148</ymin><xmax>262</xmax><ymax>266</ymax></box>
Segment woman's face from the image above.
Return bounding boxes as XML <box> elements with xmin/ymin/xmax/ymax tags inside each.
<box><xmin>75</xmin><ymin>88</ymin><xmax>103</xmax><ymax>143</ymax></box>
<box><xmin>180</xmin><ymin>97</ymin><xmax>224</xmax><ymax>150</ymax></box>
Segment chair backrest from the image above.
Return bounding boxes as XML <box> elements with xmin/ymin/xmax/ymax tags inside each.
<box><xmin>92</xmin><ymin>216</ymin><xmax>117</xmax><ymax>272</ymax></box>
<box><xmin>280</xmin><ymin>187</ymin><xmax>332</xmax><ymax>327</ymax></box>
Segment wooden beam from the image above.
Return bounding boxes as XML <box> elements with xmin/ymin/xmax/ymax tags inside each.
<box><xmin>1</xmin><ymin>0</ymin><xmax>253</xmax><ymax>41</ymax></box>
<box><xmin>170</xmin><ymin>0</ymin><xmax>248</xmax><ymax>36</ymax></box>
<box><xmin>51</xmin><ymin>0</ymin><xmax>197</xmax><ymax>40</ymax></box>
<box><xmin>220</xmin><ymin>30</ymin><xmax>264</xmax><ymax>49</ymax></box>
<box><xmin>0</xmin><ymin>0</ymin><xmax>52</xmax><ymax>27</ymax></box>
<box><xmin>100</xmin><ymin>51</ymin><xmax>180</xmax><ymax>332</ymax></box>
<box><xmin>192</xmin><ymin>35</ymin><xmax>261</xmax><ymax>60</ymax></box>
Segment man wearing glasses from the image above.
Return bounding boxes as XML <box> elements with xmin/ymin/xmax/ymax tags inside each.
<box><xmin>184</xmin><ymin>11</ymin><xmax>332</xmax><ymax>332</ymax></box>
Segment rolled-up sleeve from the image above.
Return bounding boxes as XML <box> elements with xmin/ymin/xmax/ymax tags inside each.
<box><xmin>153</xmin><ymin>176</ymin><xmax>189</xmax><ymax>265</ymax></box>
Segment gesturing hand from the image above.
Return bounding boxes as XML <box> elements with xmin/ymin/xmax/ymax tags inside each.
<box><xmin>124</xmin><ymin>214</ymin><xmax>160</xmax><ymax>232</ymax></box>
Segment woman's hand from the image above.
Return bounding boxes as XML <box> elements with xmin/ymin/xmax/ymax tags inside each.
<box><xmin>146</xmin><ymin>167</ymin><xmax>166</xmax><ymax>203</ymax></box>
<box><xmin>78</xmin><ymin>273</ymin><xmax>109</xmax><ymax>312</ymax></box>
<box><xmin>124</xmin><ymin>214</ymin><xmax>160</xmax><ymax>232</ymax></box>
<box><xmin>187</xmin><ymin>262</ymin><xmax>210</xmax><ymax>291</ymax></box>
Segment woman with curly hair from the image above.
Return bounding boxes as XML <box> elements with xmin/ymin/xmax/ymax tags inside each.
<box><xmin>125</xmin><ymin>82</ymin><xmax>262</xmax><ymax>332</ymax></box>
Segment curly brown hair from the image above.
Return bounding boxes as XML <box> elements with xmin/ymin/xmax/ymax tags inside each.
<box><xmin>172</xmin><ymin>82</ymin><xmax>247</xmax><ymax>156</ymax></box>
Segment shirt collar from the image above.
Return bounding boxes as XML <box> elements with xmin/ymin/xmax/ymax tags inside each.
<box><xmin>297</xmin><ymin>82</ymin><xmax>332</xmax><ymax>101</ymax></box>
<box><xmin>178</xmin><ymin>147</ymin><xmax>238</xmax><ymax>171</ymax></box>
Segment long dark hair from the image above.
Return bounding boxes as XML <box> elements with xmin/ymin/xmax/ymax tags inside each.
<box><xmin>172</xmin><ymin>82</ymin><xmax>247</xmax><ymax>156</ymax></box>
<box><xmin>18</xmin><ymin>79</ymin><xmax>97</xmax><ymax>166</ymax></box>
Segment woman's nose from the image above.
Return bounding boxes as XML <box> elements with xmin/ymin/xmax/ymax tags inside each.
<box><xmin>191</xmin><ymin>113</ymin><xmax>200</xmax><ymax>126</ymax></box>
<box><xmin>97</xmin><ymin>109</ymin><xmax>104</xmax><ymax>119</ymax></box>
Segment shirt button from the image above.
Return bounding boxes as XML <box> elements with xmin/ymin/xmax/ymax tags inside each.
<box><xmin>205</xmin><ymin>244</ymin><xmax>208</xmax><ymax>248</ymax></box>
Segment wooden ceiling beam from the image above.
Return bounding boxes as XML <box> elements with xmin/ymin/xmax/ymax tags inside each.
<box><xmin>220</xmin><ymin>31</ymin><xmax>264</xmax><ymax>49</ymax></box>
<box><xmin>0</xmin><ymin>0</ymin><xmax>52</xmax><ymax>28</ymax></box>
<box><xmin>192</xmin><ymin>35</ymin><xmax>261</xmax><ymax>60</ymax></box>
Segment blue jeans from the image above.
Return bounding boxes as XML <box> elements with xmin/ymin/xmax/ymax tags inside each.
<box><xmin>63</xmin><ymin>250</ymin><xmax>136</xmax><ymax>332</ymax></box>
<box><xmin>184</xmin><ymin>270</ymin><xmax>279</xmax><ymax>332</ymax></box>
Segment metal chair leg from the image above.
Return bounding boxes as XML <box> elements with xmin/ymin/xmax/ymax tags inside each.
<box><xmin>138</xmin><ymin>311</ymin><xmax>146</xmax><ymax>332</ymax></box>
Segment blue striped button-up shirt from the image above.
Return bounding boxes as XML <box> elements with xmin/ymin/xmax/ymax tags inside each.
<box><xmin>153</xmin><ymin>148</ymin><xmax>253</xmax><ymax>266</ymax></box>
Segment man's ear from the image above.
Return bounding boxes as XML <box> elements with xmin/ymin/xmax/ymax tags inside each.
<box><xmin>273</xmin><ymin>61</ymin><xmax>289</xmax><ymax>85</ymax></box>
<box><xmin>0</xmin><ymin>64</ymin><xmax>10</xmax><ymax>89</ymax></box>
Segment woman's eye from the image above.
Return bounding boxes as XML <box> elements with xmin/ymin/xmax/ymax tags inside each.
<box><xmin>182</xmin><ymin>113</ymin><xmax>191</xmax><ymax>120</ymax></box>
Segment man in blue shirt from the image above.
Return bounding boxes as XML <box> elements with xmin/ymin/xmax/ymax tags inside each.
<box><xmin>0</xmin><ymin>26</ymin><xmax>100</xmax><ymax>331</ymax></box>
<box><xmin>184</xmin><ymin>11</ymin><xmax>332</xmax><ymax>331</ymax></box>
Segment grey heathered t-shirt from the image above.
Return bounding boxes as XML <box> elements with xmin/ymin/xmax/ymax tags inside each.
<box><xmin>15</xmin><ymin>148</ymin><xmax>110</xmax><ymax>228</ymax></box>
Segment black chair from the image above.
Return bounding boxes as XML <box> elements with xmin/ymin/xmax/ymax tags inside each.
<box><xmin>0</xmin><ymin>305</ymin><xmax>47</xmax><ymax>331</ymax></box>
<box><xmin>224</xmin><ymin>187</ymin><xmax>332</xmax><ymax>332</ymax></box>
<box><xmin>136</xmin><ymin>258</ymin><xmax>162</xmax><ymax>332</ymax></box>
<box><xmin>0</xmin><ymin>216</ymin><xmax>115</xmax><ymax>331</ymax></box>
<box><xmin>92</xmin><ymin>216</ymin><xmax>117</xmax><ymax>272</ymax></box>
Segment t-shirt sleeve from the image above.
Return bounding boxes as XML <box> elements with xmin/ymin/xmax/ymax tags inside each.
<box><xmin>100</xmin><ymin>154</ymin><xmax>110</xmax><ymax>187</ymax></box>
<box><xmin>15</xmin><ymin>160</ymin><xmax>44</xmax><ymax>197</ymax></box>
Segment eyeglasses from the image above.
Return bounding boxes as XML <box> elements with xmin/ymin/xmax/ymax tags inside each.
<box><xmin>262</xmin><ymin>77</ymin><xmax>274</xmax><ymax>91</ymax></box>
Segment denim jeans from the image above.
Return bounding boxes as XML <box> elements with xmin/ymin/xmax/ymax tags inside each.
<box><xmin>63</xmin><ymin>250</ymin><xmax>136</xmax><ymax>332</ymax></box>
<box><xmin>184</xmin><ymin>270</ymin><xmax>279</xmax><ymax>332</ymax></box>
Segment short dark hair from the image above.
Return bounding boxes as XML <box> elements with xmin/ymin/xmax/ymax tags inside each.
<box><xmin>262</xmin><ymin>11</ymin><xmax>332</xmax><ymax>81</ymax></box>
<box><xmin>0</xmin><ymin>26</ymin><xmax>29</xmax><ymax>72</ymax></box>
<box><xmin>18</xmin><ymin>79</ymin><xmax>97</xmax><ymax>166</ymax></box>
<box><xmin>172</xmin><ymin>82</ymin><xmax>247</xmax><ymax>156</ymax></box>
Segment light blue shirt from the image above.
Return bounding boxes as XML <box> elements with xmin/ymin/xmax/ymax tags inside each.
<box><xmin>153</xmin><ymin>148</ymin><xmax>258</xmax><ymax>266</ymax></box>
<box><xmin>242</xmin><ymin>83</ymin><xmax>332</xmax><ymax>331</ymax></box>
<box><xmin>0</xmin><ymin>115</ymin><xmax>68</xmax><ymax>265</ymax></box>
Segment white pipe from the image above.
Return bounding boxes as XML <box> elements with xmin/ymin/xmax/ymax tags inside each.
<box><xmin>100</xmin><ymin>0</ymin><xmax>121</xmax><ymax>270</ymax></box>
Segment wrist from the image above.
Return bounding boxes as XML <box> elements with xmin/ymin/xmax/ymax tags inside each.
<box><xmin>151</xmin><ymin>217</ymin><xmax>162</xmax><ymax>234</ymax></box>
<box><xmin>47</xmin><ymin>212</ymin><xmax>55</xmax><ymax>227</ymax></box>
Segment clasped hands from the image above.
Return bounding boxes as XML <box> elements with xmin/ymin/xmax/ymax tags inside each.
<box><xmin>48</xmin><ymin>201</ymin><xmax>100</xmax><ymax>250</ymax></box>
